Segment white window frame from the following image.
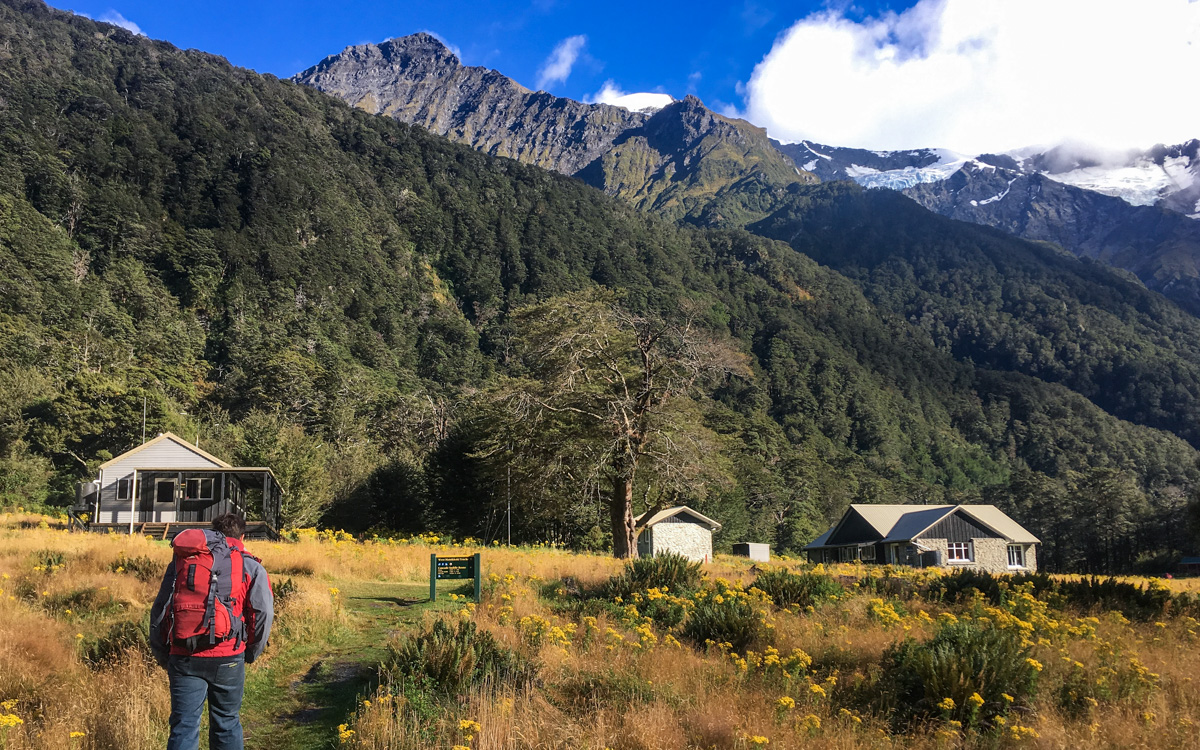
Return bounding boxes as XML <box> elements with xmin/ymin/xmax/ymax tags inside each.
<box><xmin>186</xmin><ymin>478</ymin><xmax>214</xmax><ymax>501</ymax></box>
<box><xmin>116</xmin><ymin>477</ymin><xmax>131</xmax><ymax>500</ymax></box>
<box><xmin>1007</xmin><ymin>544</ymin><xmax>1025</xmax><ymax>569</ymax></box>
<box><xmin>859</xmin><ymin>545</ymin><xmax>877</xmax><ymax>562</ymax></box>
<box><xmin>838</xmin><ymin>546</ymin><xmax>857</xmax><ymax>562</ymax></box>
<box><xmin>947</xmin><ymin>541</ymin><xmax>974</xmax><ymax>563</ymax></box>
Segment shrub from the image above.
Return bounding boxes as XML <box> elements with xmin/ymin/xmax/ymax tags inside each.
<box><xmin>576</xmin><ymin>525</ymin><xmax>610</xmax><ymax>553</ymax></box>
<box><xmin>605</xmin><ymin>552</ymin><xmax>702</xmax><ymax>599</ymax></box>
<box><xmin>383</xmin><ymin>618</ymin><xmax>535</xmax><ymax>697</ymax></box>
<box><xmin>753</xmin><ymin>568</ymin><xmax>844</xmax><ymax>609</ymax></box>
<box><xmin>111</xmin><ymin>553</ymin><xmax>164</xmax><ymax>584</ymax></box>
<box><xmin>84</xmin><ymin>619</ymin><xmax>151</xmax><ymax>665</ymax></box>
<box><xmin>879</xmin><ymin>619</ymin><xmax>1039</xmax><ymax>730</ymax></box>
<box><xmin>33</xmin><ymin>549</ymin><xmax>66</xmax><ymax>573</ymax></box>
<box><xmin>273</xmin><ymin>577</ymin><xmax>300</xmax><ymax>605</ymax></box>
<box><xmin>683</xmin><ymin>590</ymin><xmax>770</xmax><ymax>653</ymax></box>
<box><xmin>1054</xmin><ymin>577</ymin><xmax>1173</xmax><ymax>621</ymax></box>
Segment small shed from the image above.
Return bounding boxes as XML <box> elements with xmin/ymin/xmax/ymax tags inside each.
<box><xmin>733</xmin><ymin>542</ymin><xmax>770</xmax><ymax>562</ymax></box>
<box><xmin>1179</xmin><ymin>557</ymin><xmax>1200</xmax><ymax>578</ymax></box>
<box><xmin>635</xmin><ymin>506</ymin><xmax>721</xmax><ymax>562</ymax></box>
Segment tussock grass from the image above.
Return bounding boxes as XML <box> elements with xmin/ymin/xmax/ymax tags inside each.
<box><xmin>3</xmin><ymin>512</ymin><xmax>1199</xmax><ymax>749</ymax></box>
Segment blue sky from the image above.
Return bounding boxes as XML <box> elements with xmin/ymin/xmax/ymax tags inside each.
<box><xmin>51</xmin><ymin>1</ymin><xmax>1200</xmax><ymax>152</ymax></box>
<box><xmin>52</xmin><ymin>1</ymin><xmax>915</xmax><ymax>117</ymax></box>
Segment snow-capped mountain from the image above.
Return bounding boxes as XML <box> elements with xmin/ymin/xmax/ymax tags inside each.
<box><xmin>776</xmin><ymin>139</ymin><xmax>1200</xmax><ymax>219</ymax></box>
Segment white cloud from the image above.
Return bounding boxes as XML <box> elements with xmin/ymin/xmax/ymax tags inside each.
<box><xmin>588</xmin><ymin>81</ymin><xmax>674</xmax><ymax>112</ymax></box>
<box><xmin>536</xmin><ymin>35</ymin><xmax>586</xmax><ymax>89</ymax></box>
<box><xmin>743</xmin><ymin>0</ymin><xmax>1200</xmax><ymax>153</ymax></box>
<box><xmin>98</xmin><ymin>10</ymin><xmax>143</xmax><ymax>36</ymax></box>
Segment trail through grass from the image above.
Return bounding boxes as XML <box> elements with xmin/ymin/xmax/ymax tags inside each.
<box><xmin>240</xmin><ymin>581</ymin><xmax>461</xmax><ymax>750</ymax></box>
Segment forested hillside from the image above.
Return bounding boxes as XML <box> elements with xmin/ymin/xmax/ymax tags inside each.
<box><xmin>0</xmin><ymin>0</ymin><xmax>1197</xmax><ymax>570</ymax></box>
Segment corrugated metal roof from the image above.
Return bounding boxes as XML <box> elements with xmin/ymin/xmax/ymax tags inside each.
<box><xmin>880</xmin><ymin>506</ymin><xmax>957</xmax><ymax>543</ymax></box>
<box><xmin>851</xmin><ymin>504</ymin><xmax>952</xmax><ymax>538</ymax></box>
<box><xmin>634</xmin><ymin>505</ymin><xmax>722</xmax><ymax>531</ymax></box>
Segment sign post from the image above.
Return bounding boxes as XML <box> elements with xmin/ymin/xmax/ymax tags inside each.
<box><xmin>430</xmin><ymin>552</ymin><xmax>481</xmax><ymax>602</ymax></box>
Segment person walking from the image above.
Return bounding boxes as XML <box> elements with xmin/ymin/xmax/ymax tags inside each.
<box><xmin>150</xmin><ymin>513</ymin><xmax>274</xmax><ymax>750</ymax></box>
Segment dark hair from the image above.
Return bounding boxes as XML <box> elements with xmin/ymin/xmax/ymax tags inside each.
<box><xmin>212</xmin><ymin>513</ymin><xmax>247</xmax><ymax>539</ymax></box>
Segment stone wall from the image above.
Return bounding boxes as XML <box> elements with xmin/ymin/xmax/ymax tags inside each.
<box><xmin>650</xmin><ymin>523</ymin><xmax>713</xmax><ymax>562</ymax></box>
<box><xmin>923</xmin><ymin>538</ymin><xmax>1038</xmax><ymax>573</ymax></box>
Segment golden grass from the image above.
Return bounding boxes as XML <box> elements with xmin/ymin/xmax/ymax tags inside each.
<box><xmin>2</xmin><ymin>512</ymin><xmax>1199</xmax><ymax>749</ymax></box>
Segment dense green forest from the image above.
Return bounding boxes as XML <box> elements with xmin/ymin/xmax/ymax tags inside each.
<box><xmin>0</xmin><ymin>0</ymin><xmax>1197</xmax><ymax>570</ymax></box>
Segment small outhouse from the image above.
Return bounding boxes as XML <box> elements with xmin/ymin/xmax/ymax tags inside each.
<box><xmin>635</xmin><ymin>506</ymin><xmax>721</xmax><ymax>562</ymax></box>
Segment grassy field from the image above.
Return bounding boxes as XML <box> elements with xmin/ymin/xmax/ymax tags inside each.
<box><xmin>0</xmin><ymin>512</ymin><xmax>1197</xmax><ymax>749</ymax></box>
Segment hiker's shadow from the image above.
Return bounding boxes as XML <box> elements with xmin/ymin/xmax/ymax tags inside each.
<box><xmin>349</xmin><ymin>596</ymin><xmax>418</xmax><ymax>608</ymax></box>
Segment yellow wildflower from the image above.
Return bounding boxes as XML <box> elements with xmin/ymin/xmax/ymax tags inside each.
<box><xmin>967</xmin><ymin>692</ymin><xmax>984</xmax><ymax>709</ymax></box>
<box><xmin>937</xmin><ymin>697</ymin><xmax>956</xmax><ymax>711</ymax></box>
<box><xmin>777</xmin><ymin>696</ymin><xmax>795</xmax><ymax>710</ymax></box>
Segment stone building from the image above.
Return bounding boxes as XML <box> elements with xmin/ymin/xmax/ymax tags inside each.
<box><xmin>803</xmin><ymin>504</ymin><xmax>1039</xmax><ymax>573</ymax></box>
<box><xmin>635</xmin><ymin>506</ymin><xmax>721</xmax><ymax>562</ymax></box>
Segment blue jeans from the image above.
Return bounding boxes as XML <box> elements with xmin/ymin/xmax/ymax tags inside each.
<box><xmin>167</xmin><ymin>654</ymin><xmax>246</xmax><ymax>750</ymax></box>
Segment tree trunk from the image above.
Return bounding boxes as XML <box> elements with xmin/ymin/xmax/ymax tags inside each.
<box><xmin>610</xmin><ymin>473</ymin><xmax>638</xmax><ymax>559</ymax></box>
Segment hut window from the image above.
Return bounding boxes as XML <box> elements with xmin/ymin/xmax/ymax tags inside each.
<box><xmin>116</xmin><ymin>478</ymin><xmax>131</xmax><ymax>500</ymax></box>
<box><xmin>859</xmin><ymin>545</ymin><xmax>877</xmax><ymax>561</ymax></box>
<box><xmin>947</xmin><ymin>542</ymin><xmax>973</xmax><ymax>562</ymax></box>
<box><xmin>186</xmin><ymin>478</ymin><xmax>214</xmax><ymax>501</ymax></box>
<box><xmin>1007</xmin><ymin>545</ymin><xmax>1025</xmax><ymax>568</ymax></box>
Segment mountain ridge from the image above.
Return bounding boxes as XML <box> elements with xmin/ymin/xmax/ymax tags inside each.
<box><xmin>293</xmin><ymin>34</ymin><xmax>815</xmax><ymax>224</ymax></box>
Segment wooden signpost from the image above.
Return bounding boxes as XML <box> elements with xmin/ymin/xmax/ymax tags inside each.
<box><xmin>430</xmin><ymin>552</ymin><xmax>481</xmax><ymax>602</ymax></box>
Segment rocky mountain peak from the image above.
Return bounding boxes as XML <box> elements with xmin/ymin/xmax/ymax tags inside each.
<box><xmin>295</xmin><ymin>37</ymin><xmax>813</xmax><ymax>223</ymax></box>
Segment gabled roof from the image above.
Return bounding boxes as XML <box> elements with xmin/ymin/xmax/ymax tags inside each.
<box><xmin>635</xmin><ymin>505</ymin><xmax>722</xmax><ymax>531</ymax></box>
<box><xmin>880</xmin><ymin>506</ymin><xmax>958</xmax><ymax>543</ymax></box>
<box><xmin>806</xmin><ymin>503</ymin><xmax>1039</xmax><ymax>548</ymax></box>
<box><xmin>99</xmin><ymin>432</ymin><xmax>233</xmax><ymax>470</ymax></box>
<box><xmin>847</xmin><ymin>504</ymin><xmax>953</xmax><ymax>539</ymax></box>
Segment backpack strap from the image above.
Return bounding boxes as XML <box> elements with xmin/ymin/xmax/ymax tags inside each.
<box><xmin>229</xmin><ymin>547</ymin><xmax>247</xmax><ymax>646</ymax></box>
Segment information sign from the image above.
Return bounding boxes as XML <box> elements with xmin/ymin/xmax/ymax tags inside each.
<box><xmin>429</xmin><ymin>552</ymin><xmax>481</xmax><ymax>602</ymax></box>
<box><xmin>435</xmin><ymin>556</ymin><xmax>475</xmax><ymax>579</ymax></box>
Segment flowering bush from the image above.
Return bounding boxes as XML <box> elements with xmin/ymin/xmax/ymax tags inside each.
<box><xmin>605</xmin><ymin>552</ymin><xmax>702</xmax><ymax>599</ymax></box>
<box><xmin>384</xmin><ymin>619</ymin><xmax>535</xmax><ymax>697</ymax></box>
<box><xmin>753</xmin><ymin>568</ymin><xmax>844</xmax><ymax>609</ymax></box>
<box><xmin>879</xmin><ymin>619</ymin><xmax>1039</xmax><ymax>730</ymax></box>
<box><xmin>683</xmin><ymin>579</ymin><xmax>772</xmax><ymax>652</ymax></box>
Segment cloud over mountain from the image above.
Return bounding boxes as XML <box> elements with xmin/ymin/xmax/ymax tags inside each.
<box><xmin>743</xmin><ymin>0</ymin><xmax>1200</xmax><ymax>153</ymax></box>
<box><xmin>536</xmin><ymin>34</ymin><xmax>586</xmax><ymax>89</ymax></box>
<box><xmin>588</xmin><ymin>81</ymin><xmax>673</xmax><ymax>112</ymax></box>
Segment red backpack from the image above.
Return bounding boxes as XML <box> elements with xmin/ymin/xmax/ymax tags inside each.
<box><xmin>159</xmin><ymin>529</ymin><xmax>247</xmax><ymax>652</ymax></box>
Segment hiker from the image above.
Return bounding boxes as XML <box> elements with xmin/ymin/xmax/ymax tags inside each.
<box><xmin>150</xmin><ymin>513</ymin><xmax>274</xmax><ymax>750</ymax></box>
